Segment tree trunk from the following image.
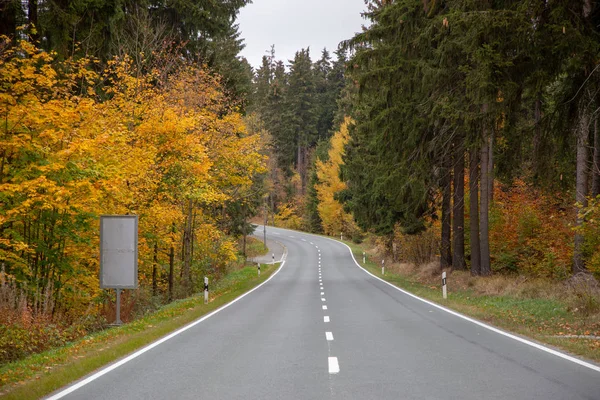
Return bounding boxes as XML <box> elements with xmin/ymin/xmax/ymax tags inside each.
<box><xmin>28</xmin><ymin>0</ymin><xmax>38</xmax><ymax>41</ymax></box>
<box><xmin>297</xmin><ymin>145</ymin><xmax>305</xmax><ymax>195</ymax></box>
<box><xmin>488</xmin><ymin>129</ymin><xmax>494</xmax><ymax>204</ymax></box>
<box><xmin>533</xmin><ymin>97</ymin><xmax>542</xmax><ymax>180</ymax></box>
<box><xmin>182</xmin><ymin>199</ymin><xmax>194</xmax><ymax>292</ymax></box>
<box><xmin>168</xmin><ymin>243</ymin><xmax>174</xmax><ymax>302</ymax></box>
<box><xmin>469</xmin><ymin>147</ymin><xmax>481</xmax><ymax>276</ymax></box>
<box><xmin>152</xmin><ymin>241</ymin><xmax>158</xmax><ymax>297</ymax></box>
<box><xmin>592</xmin><ymin>114</ymin><xmax>600</xmax><ymax>197</ymax></box>
<box><xmin>480</xmin><ymin>128</ymin><xmax>491</xmax><ymax>276</ymax></box>
<box><xmin>441</xmin><ymin>153</ymin><xmax>452</xmax><ymax>270</ymax></box>
<box><xmin>452</xmin><ymin>140</ymin><xmax>466</xmax><ymax>270</ymax></box>
<box><xmin>574</xmin><ymin>108</ymin><xmax>590</xmax><ymax>274</ymax></box>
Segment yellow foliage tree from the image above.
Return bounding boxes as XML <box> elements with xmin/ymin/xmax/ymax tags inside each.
<box><xmin>315</xmin><ymin>118</ymin><xmax>360</xmax><ymax>238</ymax></box>
<box><xmin>0</xmin><ymin>36</ymin><xmax>266</xmax><ymax>324</ymax></box>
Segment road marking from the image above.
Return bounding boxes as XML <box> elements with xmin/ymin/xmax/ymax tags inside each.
<box><xmin>301</xmin><ymin>239</ymin><xmax>306</xmax><ymax>242</ymax></box>
<box><xmin>322</xmin><ymin>305</ymin><xmax>327</xmax><ymax>310</ymax></box>
<box><xmin>321</xmin><ymin>236</ymin><xmax>600</xmax><ymax>374</ymax></box>
<box><xmin>321</xmin><ymin>292</ymin><xmax>325</xmax><ymax>295</ymax></box>
<box><xmin>310</xmin><ymin>241</ymin><xmax>314</xmax><ymax>245</ymax></box>
<box><xmin>316</xmin><ymin>245</ymin><xmax>319</xmax><ymax>249</ymax></box>
<box><xmin>328</xmin><ymin>357</ymin><xmax>340</xmax><ymax>374</ymax></box>
<box><xmin>321</xmin><ymin>298</ymin><xmax>326</xmax><ymax>302</ymax></box>
<box><xmin>319</xmin><ymin>279</ymin><xmax>322</xmax><ymax>282</ymax></box>
<box><xmin>46</xmin><ymin>243</ymin><xmax>289</xmax><ymax>400</ymax></box>
<box><xmin>326</xmin><ymin>332</ymin><xmax>334</xmax><ymax>341</ymax></box>
<box><xmin>324</xmin><ymin>316</ymin><xmax>330</xmax><ymax>323</ymax></box>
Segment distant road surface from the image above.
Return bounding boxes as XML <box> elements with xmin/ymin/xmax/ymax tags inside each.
<box><xmin>48</xmin><ymin>226</ymin><xmax>600</xmax><ymax>400</ymax></box>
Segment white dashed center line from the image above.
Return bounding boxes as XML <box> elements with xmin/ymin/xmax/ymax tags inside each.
<box><xmin>326</xmin><ymin>332</ymin><xmax>334</xmax><ymax>341</ymax></box>
<box><xmin>328</xmin><ymin>357</ymin><xmax>340</xmax><ymax>374</ymax></box>
<box><xmin>321</xmin><ymin>298</ymin><xmax>326</xmax><ymax>302</ymax></box>
<box><xmin>321</xmin><ymin>292</ymin><xmax>324</xmax><ymax>295</ymax></box>
<box><xmin>322</xmin><ymin>305</ymin><xmax>327</xmax><ymax>310</ymax></box>
<box><xmin>324</xmin><ymin>316</ymin><xmax>330</xmax><ymax>323</ymax></box>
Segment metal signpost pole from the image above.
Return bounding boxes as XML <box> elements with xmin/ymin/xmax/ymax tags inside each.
<box><xmin>263</xmin><ymin>203</ymin><xmax>267</xmax><ymax>250</ymax></box>
<box><xmin>115</xmin><ymin>288</ymin><xmax>122</xmax><ymax>325</ymax></box>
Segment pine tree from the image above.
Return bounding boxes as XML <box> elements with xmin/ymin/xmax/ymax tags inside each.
<box><xmin>285</xmin><ymin>49</ymin><xmax>318</xmax><ymax>194</ymax></box>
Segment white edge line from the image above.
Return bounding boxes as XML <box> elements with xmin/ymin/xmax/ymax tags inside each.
<box><xmin>270</xmin><ymin>226</ymin><xmax>600</xmax><ymax>374</ymax></box>
<box><xmin>328</xmin><ymin>357</ymin><xmax>340</xmax><ymax>374</ymax></box>
<box><xmin>46</xmin><ymin>245</ymin><xmax>289</xmax><ymax>400</ymax></box>
<box><xmin>324</xmin><ymin>237</ymin><xmax>600</xmax><ymax>373</ymax></box>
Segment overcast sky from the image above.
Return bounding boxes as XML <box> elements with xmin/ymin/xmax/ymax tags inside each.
<box><xmin>237</xmin><ymin>0</ymin><xmax>367</xmax><ymax>68</ymax></box>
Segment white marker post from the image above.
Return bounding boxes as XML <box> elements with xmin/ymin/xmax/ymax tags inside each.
<box><xmin>363</xmin><ymin>252</ymin><xmax>366</xmax><ymax>264</ymax></box>
<box><xmin>257</xmin><ymin>262</ymin><xmax>261</xmax><ymax>276</ymax></box>
<box><xmin>204</xmin><ymin>277</ymin><xmax>209</xmax><ymax>304</ymax></box>
<box><xmin>272</xmin><ymin>253</ymin><xmax>275</xmax><ymax>264</ymax></box>
<box><xmin>442</xmin><ymin>271</ymin><xmax>447</xmax><ymax>299</ymax></box>
<box><xmin>381</xmin><ymin>259</ymin><xmax>385</xmax><ymax>275</ymax></box>
<box><xmin>340</xmin><ymin>232</ymin><xmax>343</xmax><ymax>241</ymax></box>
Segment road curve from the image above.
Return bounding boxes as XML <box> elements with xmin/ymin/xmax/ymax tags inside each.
<box><xmin>48</xmin><ymin>226</ymin><xmax>600</xmax><ymax>400</ymax></box>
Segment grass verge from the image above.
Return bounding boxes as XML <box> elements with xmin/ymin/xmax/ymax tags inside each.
<box><xmin>340</xmin><ymin>239</ymin><xmax>600</xmax><ymax>364</ymax></box>
<box><xmin>0</xmin><ymin>262</ymin><xmax>279</xmax><ymax>400</ymax></box>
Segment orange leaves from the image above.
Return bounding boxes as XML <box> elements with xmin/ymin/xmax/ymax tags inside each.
<box><xmin>0</xmin><ymin>38</ymin><xmax>266</xmax><ymax>318</ymax></box>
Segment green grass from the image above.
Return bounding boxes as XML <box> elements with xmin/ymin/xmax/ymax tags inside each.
<box><xmin>0</xmin><ymin>262</ymin><xmax>279</xmax><ymax>400</ymax></box>
<box><xmin>340</xmin><ymin>239</ymin><xmax>600</xmax><ymax>363</ymax></box>
<box><xmin>244</xmin><ymin>236</ymin><xmax>268</xmax><ymax>258</ymax></box>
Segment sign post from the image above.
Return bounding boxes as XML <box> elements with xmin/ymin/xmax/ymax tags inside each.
<box><xmin>100</xmin><ymin>215</ymin><xmax>138</xmax><ymax>326</ymax></box>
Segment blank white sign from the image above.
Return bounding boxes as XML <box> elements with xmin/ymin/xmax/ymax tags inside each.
<box><xmin>100</xmin><ymin>215</ymin><xmax>138</xmax><ymax>289</ymax></box>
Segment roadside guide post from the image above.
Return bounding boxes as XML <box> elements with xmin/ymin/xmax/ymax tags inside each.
<box><xmin>363</xmin><ymin>252</ymin><xmax>366</xmax><ymax>264</ymax></box>
<box><xmin>442</xmin><ymin>272</ymin><xmax>447</xmax><ymax>299</ymax></box>
<box><xmin>258</xmin><ymin>262</ymin><xmax>261</xmax><ymax>276</ymax></box>
<box><xmin>340</xmin><ymin>232</ymin><xmax>343</xmax><ymax>241</ymax></box>
<box><xmin>382</xmin><ymin>259</ymin><xmax>385</xmax><ymax>275</ymax></box>
<box><xmin>204</xmin><ymin>277</ymin><xmax>209</xmax><ymax>304</ymax></box>
<box><xmin>272</xmin><ymin>253</ymin><xmax>275</xmax><ymax>264</ymax></box>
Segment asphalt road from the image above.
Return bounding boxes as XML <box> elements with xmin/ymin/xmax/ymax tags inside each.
<box><xmin>49</xmin><ymin>226</ymin><xmax>600</xmax><ymax>400</ymax></box>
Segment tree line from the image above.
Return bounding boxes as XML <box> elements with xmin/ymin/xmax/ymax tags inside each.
<box><xmin>0</xmin><ymin>1</ymin><xmax>266</xmax><ymax>334</ymax></box>
<box><xmin>252</xmin><ymin>0</ymin><xmax>600</xmax><ymax>278</ymax></box>
<box><xmin>340</xmin><ymin>0</ymin><xmax>600</xmax><ymax>276</ymax></box>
